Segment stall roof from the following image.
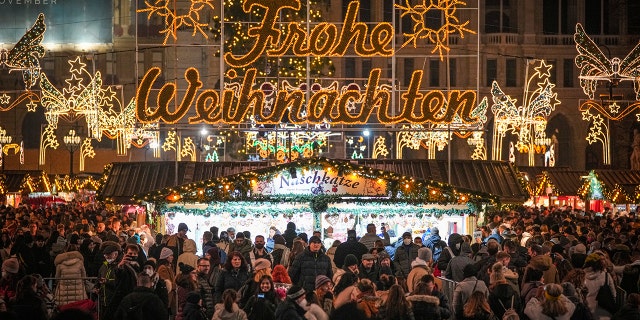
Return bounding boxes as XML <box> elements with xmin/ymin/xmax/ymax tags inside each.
<box><xmin>358</xmin><ymin>159</ymin><xmax>529</xmax><ymax>204</ymax></box>
<box><xmin>516</xmin><ymin>168</ymin><xmax>640</xmax><ymax>198</ymax></box>
<box><xmin>1</xmin><ymin>170</ymin><xmax>50</xmax><ymax>193</ymax></box>
<box><xmin>100</xmin><ymin>159</ymin><xmax>529</xmax><ymax>204</ymax></box>
<box><xmin>99</xmin><ymin>161</ymin><xmax>273</xmax><ymax>203</ymax></box>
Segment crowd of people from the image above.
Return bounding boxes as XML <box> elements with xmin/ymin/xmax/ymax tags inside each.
<box><xmin>1</xmin><ymin>203</ymin><xmax>640</xmax><ymax>320</ymax></box>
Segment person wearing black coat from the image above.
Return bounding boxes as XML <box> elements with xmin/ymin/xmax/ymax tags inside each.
<box><xmin>333</xmin><ymin>230</ymin><xmax>368</xmax><ymax>268</ymax></box>
<box><xmin>9</xmin><ymin>275</ymin><xmax>48</xmax><ymax>320</ymax></box>
<box><xmin>288</xmin><ymin>236</ymin><xmax>333</xmax><ymax>292</ymax></box>
<box><xmin>283</xmin><ymin>222</ymin><xmax>298</xmax><ymax>249</ymax></box>
<box><xmin>114</xmin><ymin>273</ymin><xmax>169</xmax><ymax>320</ymax></box>
<box><xmin>215</xmin><ymin>251</ymin><xmax>252</xmax><ymax>303</ymax></box>
<box><xmin>275</xmin><ymin>285</ymin><xmax>306</xmax><ymax>320</ymax></box>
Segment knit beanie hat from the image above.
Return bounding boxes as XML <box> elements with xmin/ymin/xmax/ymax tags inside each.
<box><xmin>287</xmin><ymin>285</ymin><xmax>305</xmax><ymax>300</ymax></box>
<box><xmin>343</xmin><ymin>254</ymin><xmax>359</xmax><ymax>268</ymax></box>
<box><xmin>160</xmin><ymin>247</ymin><xmax>173</xmax><ymax>260</ymax></box>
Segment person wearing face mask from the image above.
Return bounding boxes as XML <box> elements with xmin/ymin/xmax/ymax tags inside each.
<box><xmin>98</xmin><ymin>241</ymin><xmax>136</xmax><ymax>320</ymax></box>
<box><xmin>249</xmin><ymin>235</ymin><xmax>273</xmax><ymax>269</ymax></box>
<box><xmin>275</xmin><ymin>285</ymin><xmax>307</xmax><ymax>320</ymax></box>
<box><xmin>142</xmin><ymin>259</ymin><xmax>169</xmax><ymax>309</ymax></box>
<box><xmin>393</xmin><ymin>232</ymin><xmax>420</xmax><ymax>285</ymax></box>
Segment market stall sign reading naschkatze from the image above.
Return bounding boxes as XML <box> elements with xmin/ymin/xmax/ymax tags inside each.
<box><xmin>253</xmin><ymin>169</ymin><xmax>387</xmax><ymax>196</ymax></box>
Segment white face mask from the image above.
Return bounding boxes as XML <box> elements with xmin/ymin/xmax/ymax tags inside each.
<box><xmin>403</xmin><ymin>239</ymin><xmax>412</xmax><ymax>246</ymax></box>
<box><xmin>106</xmin><ymin>258</ymin><xmax>116</xmax><ymax>264</ymax></box>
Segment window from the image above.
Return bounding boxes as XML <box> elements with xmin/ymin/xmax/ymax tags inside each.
<box><xmin>506</xmin><ymin>59</ymin><xmax>517</xmax><ymax>87</ymax></box>
<box><xmin>404</xmin><ymin>58</ymin><xmax>414</xmax><ymax>87</ymax></box>
<box><xmin>542</xmin><ymin>0</ymin><xmax>577</xmax><ymax>35</ymax></box>
<box><xmin>429</xmin><ymin>60</ymin><xmax>439</xmax><ymax>87</ymax></box>
<box><xmin>449</xmin><ymin>58</ymin><xmax>457</xmax><ymax>87</ymax></box>
<box><xmin>486</xmin><ymin>59</ymin><xmax>497</xmax><ymax>86</ymax></box>
<box><xmin>345</xmin><ymin>57</ymin><xmax>356</xmax><ymax>79</ymax></box>
<box><xmin>137</xmin><ymin>52</ymin><xmax>145</xmax><ymax>74</ymax></box>
<box><xmin>484</xmin><ymin>0</ymin><xmax>517</xmax><ymax>33</ymax></box>
<box><xmin>384</xmin><ymin>0</ymin><xmax>393</xmax><ymax>22</ymax></box>
<box><xmin>629</xmin><ymin>1</ymin><xmax>640</xmax><ymax>34</ymax></box>
<box><xmin>359</xmin><ymin>0</ymin><xmax>371</xmax><ymax>22</ymax></box>
<box><xmin>584</xmin><ymin>0</ymin><xmax>620</xmax><ymax>35</ymax></box>
<box><xmin>563</xmin><ymin>59</ymin><xmax>574</xmax><ymax>87</ymax></box>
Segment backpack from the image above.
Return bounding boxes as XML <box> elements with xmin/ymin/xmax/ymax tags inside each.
<box><xmin>499</xmin><ymin>296</ymin><xmax>519</xmax><ymax>320</ymax></box>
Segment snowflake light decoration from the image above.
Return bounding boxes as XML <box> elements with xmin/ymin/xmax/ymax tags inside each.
<box><xmin>395</xmin><ymin>0</ymin><xmax>475</xmax><ymax>60</ymax></box>
<box><xmin>138</xmin><ymin>0</ymin><xmax>215</xmax><ymax>45</ymax></box>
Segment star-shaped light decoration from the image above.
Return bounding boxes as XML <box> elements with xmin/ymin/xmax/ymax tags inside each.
<box><xmin>608</xmin><ymin>102</ymin><xmax>620</xmax><ymax>114</ymax></box>
<box><xmin>26</xmin><ymin>99</ymin><xmax>38</xmax><ymax>112</ymax></box>
<box><xmin>0</xmin><ymin>94</ymin><xmax>10</xmax><ymax>104</ymax></box>
<box><xmin>68</xmin><ymin>57</ymin><xmax>86</xmax><ymax>75</ymax></box>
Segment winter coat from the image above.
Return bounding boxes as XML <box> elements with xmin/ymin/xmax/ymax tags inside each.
<box><xmin>230</xmin><ymin>239</ymin><xmax>254</xmax><ymax>262</ymax></box>
<box><xmin>393</xmin><ymin>243</ymin><xmax>420</xmax><ymax>278</ymax></box>
<box><xmin>213</xmin><ymin>302</ymin><xmax>249</xmax><ymax>320</ymax></box>
<box><xmin>406</xmin><ymin>261</ymin><xmax>430</xmax><ymax>293</ymax></box>
<box><xmin>196</xmin><ymin>272</ymin><xmax>215</xmax><ymax>318</ymax></box>
<box><xmin>283</xmin><ymin>222</ymin><xmax>298</xmax><ymax>249</ymax></box>
<box><xmin>326</xmin><ymin>246</ymin><xmax>338</xmax><ymax>274</ymax></box>
<box><xmin>437</xmin><ymin>233</ymin><xmax>463</xmax><ymax>271</ymax></box>
<box><xmin>214</xmin><ymin>268</ymin><xmax>251</xmax><ymax>303</ymax></box>
<box><xmin>288</xmin><ymin>248</ymin><xmax>333</xmax><ymax>292</ymax></box>
<box><xmin>11</xmin><ymin>290</ymin><xmax>48</xmax><ymax>320</ymax></box>
<box><xmin>521</xmin><ymin>281</ymin><xmax>544</xmax><ymax>306</ymax></box>
<box><xmin>54</xmin><ymin>250</ymin><xmax>88</xmax><ymax>306</ymax></box>
<box><xmin>182</xmin><ymin>301</ymin><xmax>208</xmax><ymax>320</ymax></box>
<box><xmin>157</xmin><ymin>262</ymin><xmax>177</xmax><ymax>309</ymax></box>
<box><xmin>357</xmin><ymin>295</ymin><xmax>381</xmax><ymax>319</ymax></box>
<box><xmin>488</xmin><ymin>283</ymin><xmax>521</xmax><ymax>319</ymax></box>
<box><xmin>445</xmin><ymin>242</ymin><xmax>474</xmax><ymax>282</ymax></box>
<box><xmin>407</xmin><ymin>293</ymin><xmax>442</xmax><ymax>320</ymax></box>
<box><xmin>452</xmin><ymin>276</ymin><xmax>489</xmax><ymax>318</ymax></box>
<box><xmin>584</xmin><ymin>268</ymin><xmax>616</xmax><ymax>317</ymax></box>
<box><xmin>525</xmin><ymin>255</ymin><xmax>559</xmax><ymax>284</ymax></box>
<box><xmin>305</xmin><ymin>302</ymin><xmax>329</xmax><ymax>320</ymax></box>
<box><xmin>331</xmin><ymin>301</ymin><xmax>369</xmax><ymax>320</ymax></box>
<box><xmin>272</xmin><ymin>243</ymin><xmax>291</xmax><ymax>267</ymax></box>
<box><xmin>177</xmin><ymin>239</ymin><xmax>199</xmax><ymax>270</ymax></box>
<box><xmin>114</xmin><ymin>286</ymin><xmax>169</xmax><ymax>320</ymax></box>
<box><xmin>524</xmin><ymin>296</ymin><xmax>576</xmax><ymax>320</ymax></box>
<box><xmin>275</xmin><ymin>298</ymin><xmax>306</xmax><ymax>320</ymax></box>
<box><xmin>333</xmin><ymin>239</ymin><xmax>369</xmax><ymax>269</ymax></box>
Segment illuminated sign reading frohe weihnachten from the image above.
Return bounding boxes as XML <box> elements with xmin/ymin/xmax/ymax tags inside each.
<box><xmin>135</xmin><ymin>0</ymin><xmax>480</xmax><ymax>126</ymax></box>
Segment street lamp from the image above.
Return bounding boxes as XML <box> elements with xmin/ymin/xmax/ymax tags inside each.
<box><xmin>0</xmin><ymin>127</ymin><xmax>12</xmax><ymax>171</ymax></box>
<box><xmin>63</xmin><ymin>129</ymin><xmax>81</xmax><ymax>176</ymax></box>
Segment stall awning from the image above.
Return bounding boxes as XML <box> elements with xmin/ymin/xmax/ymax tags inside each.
<box><xmin>0</xmin><ymin>171</ymin><xmax>51</xmax><ymax>194</ymax></box>
<box><xmin>103</xmin><ymin>159</ymin><xmax>528</xmax><ymax>205</ymax></box>
<box><xmin>98</xmin><ymin>161</ymin><xmax>273</xmax><ymax>203</ymax></box>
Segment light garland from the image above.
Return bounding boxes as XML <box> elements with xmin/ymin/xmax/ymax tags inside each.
<box><xmin>128</xmin><ymin>157</ymin><xmax>497</xmax><ymax>207</ymax></box>
<box><xmin>137</xmin><ymin>0</ymin><xmax>216</xmax><ymax>45</ymax></box>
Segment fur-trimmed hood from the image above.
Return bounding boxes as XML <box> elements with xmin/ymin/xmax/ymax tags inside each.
<box><xmin>54</xmin><ymin>250</ymin><xmax>84</xmax><ymax>266</ymax></box>
<box><xmin>406</xmin><ymin>294</ymin><xmax>440</xmax><ymax>305</ymax></box>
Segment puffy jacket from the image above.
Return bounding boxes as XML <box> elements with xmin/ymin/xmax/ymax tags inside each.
<box><xmin>114</xmin><ymin>286</ymin><xmax>169</xmax><ymax>320</ymax></box>
<box><xmin>288</xmin><ymin>248</ymin><xmax>333</xmax><ymax>292</ymax></box>
<box><xmin>54</xmin><ymin>250</ymin><xmax>87</xmax><ymax>306</ymax></box>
